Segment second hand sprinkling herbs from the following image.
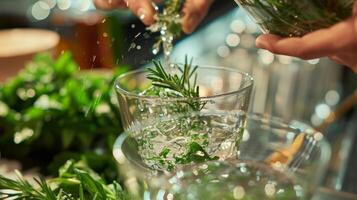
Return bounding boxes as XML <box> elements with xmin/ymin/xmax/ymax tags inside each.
<box><xmin>148</xmin><ymin>0</ymin><xmax>185</xmax><ymax>58</ymax></box>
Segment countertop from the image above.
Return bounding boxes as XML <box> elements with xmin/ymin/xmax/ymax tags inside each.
<box><xmin>316</xmin><ymin>188</ymin><xmax>357</xmax><ymax>200</ymax></box>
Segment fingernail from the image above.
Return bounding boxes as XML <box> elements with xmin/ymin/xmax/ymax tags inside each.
<box><xmin>137</xmin><ymin>8</ymin><xmax>150</xmax><ymax>25</ymax></box>
<box><xmin>183</xmin><ymin>15</ymin><xmax>196</xmax><ymax>34</ymax></box>
<box><xmin>256</xmin><ymin>37</ymin><xmax>268</xmax><ymax>49</ymax></box>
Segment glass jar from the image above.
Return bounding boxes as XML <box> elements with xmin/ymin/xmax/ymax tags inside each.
<box><xmin>234</xmin><ymin>0</ymin><xmax>354</xmax><ymax>37</ymax></box>
<box><xmin>115</xmin><ymin>65</ymin><xmax>254</xmax><ymax>130</ymax></box>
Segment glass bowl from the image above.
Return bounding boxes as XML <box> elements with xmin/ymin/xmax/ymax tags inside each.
<box><xmin>115</xmin><ymin>65</ymin><xmax>254</xmax><ymax>130</ymax></box>
<box><xmin>113</xmin><ymin>112</ymin><xmax>331</xmax><ymax>200</ymax></box>
<box><xmin>234</xmin><ymin>0</ymin><xmax>354</xmax><ymax>37</ymax></box>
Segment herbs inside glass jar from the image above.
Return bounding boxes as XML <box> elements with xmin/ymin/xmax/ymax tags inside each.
<box><xmin>235</xmin><ymin>0</ymin><xmax>354</xmax><ymax>37</ymax></box>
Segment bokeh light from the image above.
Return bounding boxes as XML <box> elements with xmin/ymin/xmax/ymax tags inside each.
<box><xmin>230</xmin><ymin>20</ymin><xmax>246</xmax><ymax>33</ymax></box>
<box><xmin>258</xmin><ymin>49</ymin><xmax>274</xmax><ymax>65</ymax></box>
<box><xmin>325</xmin><ymin>90</ymin><xmax>340</xmax><ymax>106</ymax></box>
<box><xmin>41</xmin><ymin>0</ymin><xmax>56</xmax><ymax>9</ymax></box>
<box><xmin>315</xmin><ymin>103</ymin><xmax>331</xmax><ymax>119</ymax></box>
<box><xmin>31</xmin><ymin>1</ymin><xmax>50</xmax><ymax>20</ymax></box>
<box><xmin>57</xmin><ymin>0</ymin><xmax>71</xmax><ymax>10</ymax></box>
<box><xmin>217</xmin><ymin>45</ymin><xmax>230</xmax><ymax>58</ymax></box>
<box><xmin>226</xmin><ymin>33</ymin><xmax>240</xmax><ymax>47</ymax></box>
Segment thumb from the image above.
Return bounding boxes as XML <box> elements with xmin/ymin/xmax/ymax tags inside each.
<box><xmin>182</xmin><ymin>0</ymin><xmax>214</xmax><ymax>34</ymax></box>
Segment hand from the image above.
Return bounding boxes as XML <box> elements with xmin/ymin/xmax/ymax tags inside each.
<box><xmin>93</xmin><ymin>0</ymin><xmax>214</xmax><ymax>34</ymax></box>
<box><xmin>255</xmin><ymin>2</ymin><xmax>357</xmax><ymax>73</ymax></box>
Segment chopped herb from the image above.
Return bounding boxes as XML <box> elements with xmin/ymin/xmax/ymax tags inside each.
<box><xmin>175</xmin><ymin>142</ymin><xmax>219</xmax><ymax>165</ymax></box>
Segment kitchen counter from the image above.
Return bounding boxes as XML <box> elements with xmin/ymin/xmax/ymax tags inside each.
<box><xmin>316</xmin><ymin>188</ymin><xmax>357</xmax><ymax>200</ymax></box>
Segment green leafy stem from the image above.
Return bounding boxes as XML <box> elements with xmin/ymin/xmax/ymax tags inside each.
<box><xmin>146</xmin><ymin>56</ymin><xmax>206</xmax><ymax>111</ymax></box>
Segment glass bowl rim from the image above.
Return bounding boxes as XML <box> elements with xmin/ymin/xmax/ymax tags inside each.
<box><xmin>114</xmin><ymin>65</ymin><xmax>254</xmax><ymax>101</ymax></box>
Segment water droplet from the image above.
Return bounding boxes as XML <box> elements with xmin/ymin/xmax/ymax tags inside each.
<box><xmin>138</xmin><ymin>101</ymin><xmax>145</xmax><ymax>112</ymax></box>
<box><xmin>152</xmin><ymin>48</ymin><xmax>159</xmax><ymax>55</ymax></box>
<box><xmin>152</xmin><ymin>2</ymin><xmax>159</xmax><ymax>10</ymax></box>
<box><xmin>140</xmin><ymin>13</ymin><xmax>145</xmax><ymax>20</ymax></box>
<box><xmin>128</xmin><ymin>42</ymin><xmax>137</xmax><ymax>51</ymax></box>
<box><xmin>143</xmin><ymin>32</ymin><xmax>150</xmax><ymax>39</ymax></box>
<box><xmin>164</xmin><ymin>50</ymin><xmax>171</xmax><ymax>56</ymax></box>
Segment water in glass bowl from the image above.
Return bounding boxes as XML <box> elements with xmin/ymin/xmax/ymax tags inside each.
<box><xmin>128</xmin><ymin>112</ymin><xmax>246</xmax><ymax>171</ymax></box>
<box><xmin>114</xmin><ymin>113</ymin><xmax>330</xmax><ymax>200</ymax></box>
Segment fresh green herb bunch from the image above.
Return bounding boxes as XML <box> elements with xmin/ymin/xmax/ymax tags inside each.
<box><xmin>165</xmin><ymin>0</ymin><xmax>185</xmax><ymax>15</ymax></box>
<box><xmin>236</xmin><ymin>0</ymin><xmax>354</xmax><ymax>36</ymax></box>
<box><xmin>0</xmin><ymin>159</ymin><xmax>131</xmax><ymax>200</ymax></box>
<box><xmin>148</xmin><ymin>0</ymin><xmax>185</xmax><ymax>55</ymax></box>
<box><xmin>0</xmin><ymin>52</ymin><xmax>127</xmax><ymax>174</ymax></box>
<box><xmin>146</xmin><ymin>56</ymin><xmax>206</xmax><ymax>111</ymax></box>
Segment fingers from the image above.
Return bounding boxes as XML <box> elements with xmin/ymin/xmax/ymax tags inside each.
<box><xmin>328</xmin><ymin>55</ymin><xmax>345</xmax><ymax>65</ymax></box>
<box><xmin>124</xmin><ymin>0</ymin><xmax>159</xmax><ymax>25</ymax></box>
<box><xmin>182</xmin><ymin>0</ymin><xmax>214</xmax><ymax>34</ymax></box>
<box><xmin>94</xmin><ymin>0</ymin><xmax>159</xmax><ymax>25</ymax></box>
<box><xmin>329</xmin><ymin>53</ymin><xmax>357</xmax><ymax>73</ymax></box>
<box><xmin>93</xmin><ymin>0</ymin><xmax>126</xmax><ymax>10</ymax></box>
<box><xmin>256</xmin><ymin>34</ymin><xmax>282</xmax><ymax>50</ymax></box>
<box><xmin>94</xmin><ymin>0</ymin><xmax>213</xmax><ymax>32</ymax></box>
<box><xmin>256</xmin><ymin>18</ymin><xmax>357</xmax><ymax>60</ymax></box>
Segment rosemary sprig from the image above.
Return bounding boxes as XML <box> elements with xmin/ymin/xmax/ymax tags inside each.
<box><xmin>146</xmin><ymin>56</ymin><xmax>205</xmax><ymax>111</ymax></box>
<box><xmin>0</xmin><ymin>171</ymin><xmax>58</xmax><ymax>200</ymax></box>
<box><xmin>0</xmin><ymin>160</ymin><xmax>129</xmax><ymax>200</ymax></box>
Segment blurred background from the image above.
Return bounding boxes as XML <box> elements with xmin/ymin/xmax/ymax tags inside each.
<box><xmin>0</xmin><ymin>0</ymin><xmax>356</xmax><ymax>198</ymax></box>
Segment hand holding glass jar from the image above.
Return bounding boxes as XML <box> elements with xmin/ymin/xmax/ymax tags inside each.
<box><xmin>255</xmin><ymin>1</ymin><xmax>357</xmax><ymax>73</ymax></box>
